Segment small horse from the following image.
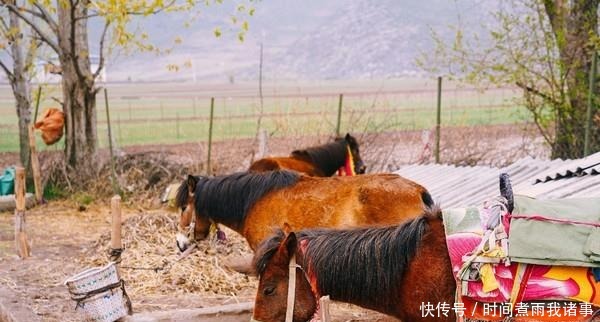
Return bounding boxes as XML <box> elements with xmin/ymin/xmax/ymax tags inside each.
<box><xmin>252</xmin><ymin>208</ymin><xmax>600</xmax><ymax>322</ymax></box>
<box><xmin>175</xmin><ymin>170</ymin><xmax>433</xmax><ymax>252</ymax></box>
<box><xmin>249</xmin><ymin>133</ymin><xmax>366</xmax><ymax>176</ymax></box>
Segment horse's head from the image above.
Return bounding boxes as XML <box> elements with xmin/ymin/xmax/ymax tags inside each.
<box><xmin>252</xmin><ymin>230</ymin><xmax>316</xmax><ymax>322</ymax></box>
<box><xmin>175</xmin><ymin>175</ymin><xmax>212</xmax><ymax>252</ymax></box>
<box><xmin>344</xmin><ymin>133</ymin><xmax>366</xmax><ymax>174</ymax></box>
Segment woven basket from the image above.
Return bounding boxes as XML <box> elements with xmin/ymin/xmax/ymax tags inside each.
<box><xmin>64</xmin><ymin>262</ymin><xmax>130</xmax><ymax>322</ymax></box>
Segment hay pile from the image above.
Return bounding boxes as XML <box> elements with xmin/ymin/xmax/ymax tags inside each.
<box><xmin>79</xmin><ymin>211</ymin><xmax>256</xmax><ymax>299</ymax></box>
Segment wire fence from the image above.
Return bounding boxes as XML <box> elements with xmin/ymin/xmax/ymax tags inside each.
<box><xmin>0</xmin><ymin>82</ymin><xmax>533</xmax><ymax>171</ymax></box>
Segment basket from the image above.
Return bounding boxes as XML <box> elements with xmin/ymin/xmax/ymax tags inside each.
<box><xmin>64</xmin><ymin>262</ymin><xmax>131</xmax><ymax>322</ymax></box>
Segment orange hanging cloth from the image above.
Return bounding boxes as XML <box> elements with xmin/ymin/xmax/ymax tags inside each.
<box><xmin>34</xmin><ymin>108</ymin><xmax>65</xmax><ymax>145</ymax></box>
<box><xmin>337</xmin><ymin>146</ymin><xmax>356</xmax><ymax>176</ymax></box>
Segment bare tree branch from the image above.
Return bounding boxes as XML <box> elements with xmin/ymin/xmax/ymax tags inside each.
<box><xmin>516</xmin><ymin>81</ymin><xmax>561</xmax><ymax>106</ymax></box>
<box><xmin>31</xmin><ymin>2</ymin><xmax>59</xmax><ymax>33</ymax></box>
<box><xmin>2</xmin><ymin>2</ymin><xmax>60</xmax><ymax>53</ymax></box>
<box><xmin>0</xmin><ymin>59</ymin><xmax>15</xmax><ymax>81</ymax></box>
<box><xmin>93</xmin><ymin>20</ymin><xmax>109</xmax><ymax>79</ymax></box>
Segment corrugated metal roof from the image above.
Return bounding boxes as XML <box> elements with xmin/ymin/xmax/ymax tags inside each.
<box><xmin>395</xmin><ymin>152</ymin><xmax>600</xmax><ymax>208</ymax></box>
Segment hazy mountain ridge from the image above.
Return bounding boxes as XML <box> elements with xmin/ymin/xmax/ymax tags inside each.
<box><xmin>106</xmin><ymin>0</ymin><xmax>498</xmax><ymax>82</ymax></box>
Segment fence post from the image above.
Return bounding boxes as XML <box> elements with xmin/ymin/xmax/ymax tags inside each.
<box><xmin>27</xmin><ymin>126</ymin><xmax>42</xmax><ymax>203</ymax></box>
<box><xmin>584</xmin><ymin>51</ymin><xmax>597</xmax><ymax>157</ymax></box>
<box><xmin>336</xmin><ymin>94</ymin><xmax>343</xmax><ymax>136</ymax></box>
<box><xmin>435</xmin><ymin>76</ymin><xmax>442</xmax><ymax>164</ymax></box>
<box><xmin>104</xmin><ymin>89</ymin><xmax>120</xmax><ymax>195</ymax></box>
<box><xmin>110</xmin><ymin>195</ymin><xmax>122</xmax><ymax>265</ymax></box>
<box><xmin>207</xmin><ymin>97</ymin><xmax>215</xmax><ymax>175</ymax></box>
<box><xmin>193</xmin><ymin>97</ymin><xmax>197</xmax><ymax>117</ymax></box>
<box><xmin>29</xmin><ymin>86</ymin><xmax>43</xmax><ymax>203</ymax></box>
<box><xmin>176</xmin><ymin>112</ymin><xmax>181</xmax><ymax>140</ymax></box>
<box><xmin>14</xmin><ymin>166</ymin><xmax>30</xmax><ymax>258</ymax></box>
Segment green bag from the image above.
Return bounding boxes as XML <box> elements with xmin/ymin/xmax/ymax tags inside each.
<box><xmin>0</xmin><ymin>166</ymin><xmax>15</xmax><ymax>196</ymax></box>
<box><xmin>508</xmin><ymin>195</ymin><xmax>600</xmax><ymax>267</ymax></box>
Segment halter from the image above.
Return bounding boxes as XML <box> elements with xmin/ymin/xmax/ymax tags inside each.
<box><xmin>181</xmin><ymin>192</ymin><xmax>196</xmax><ymax>241</ymax></box>
<box><xmin>338</xmin><ymin>145</ymin><xmax>356</xmax><ymax>176</ymax></box>
<box><xmin>251</xmin><ymin>254</ymin><xmax>314</xmax><ymax>322</ymax></box>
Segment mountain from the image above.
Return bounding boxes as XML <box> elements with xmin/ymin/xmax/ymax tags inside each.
<box><xmin>104</xmin><ymin>0</ymin><xmax>499</xmax><ymax>82</ymax></box>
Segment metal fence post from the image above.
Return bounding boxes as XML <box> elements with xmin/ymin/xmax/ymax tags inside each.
<box><xmin>584</xmin><ymin>51</ymin><xmax>597</xmax><ymax>157</ymax></box>
<box><xmin>207</xmin><ymin>97</ymin><xmax>215</xmax><ymax>175</ymax></box>
<box><xmin>176</xmin><ymin>112</ymin><xmax>180</xmax><ymax>140</ymax></box>
<box><xmin>104</xmin><ymin>89</ymin><xmax>120</xmax><ymax>195</ymax></box>
<box><xmin>435</xmin><ymin>76</ymin><xmax>442</xmax><ymax>164</ymax></box>
<box><xmin>336</xmin><ymin>94</ymin><xmax>343</xmax><ymax>136</ymax></box>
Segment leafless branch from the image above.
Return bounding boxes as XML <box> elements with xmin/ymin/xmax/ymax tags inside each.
<box><xmin>515</xmin><ymin>81</ymin><xmax>561</xmax><ymax>107</ymax></box>
<box><xmin>31</xmin><ymin>2</ymin><xmax>59</xmax><ymax>33</ymax></box>
<box><xmin>2</xmin><ymin>2</ymin><xmax>60</xmax><ymax>53</ymax></box>
<box><xmin>93</xmin><ymin>20</ymin><xmax>109</xmax><ymax>79</ymax></box>
<box><xmin>0</xmin><ymin>59</ymin><xmax>14</xmax><ymax>81</ymax></box>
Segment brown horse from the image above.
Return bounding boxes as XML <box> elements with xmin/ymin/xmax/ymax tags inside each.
<box><xmin>174</xmin><ymin>170</ymin><xmax>433</xmax><ymax>252</ymax></box>
<box><xmin>249</xmin><ymin>133</ymin><xmax>366</xmax><ymax>176</ymax></box>
<box><xmin>252</xmin><ymin>208</ymin><xmax>600</xmax><ymax>322</ymax></box>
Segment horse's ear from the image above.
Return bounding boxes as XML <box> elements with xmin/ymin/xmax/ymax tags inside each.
<box><xmin>187</xmin><ymin>175</ymin><xmax>198</xmax><ymax>193</ymax></box>
<box><xmin>345</xmin><ymin>133</ymin><xmax>356</xmax><ymax>144</ymax></box>
<box><xmin>282</xmin><ymin>223</ymin><xmax>292</xmax><ymax>235</ymax></box>
<box><xmin>278</xmin><ymin>231</ymin><xmax>297</xmax><ymax>259</ymax></box>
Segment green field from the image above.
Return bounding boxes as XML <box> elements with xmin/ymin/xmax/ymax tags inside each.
<box><xmin>0</xmin><ymin>79</ymin><xmax>531</xmax><ymax>152</ymax></box>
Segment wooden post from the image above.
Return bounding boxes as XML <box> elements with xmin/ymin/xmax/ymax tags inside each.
<box><xmin>319</xmin><ymin>296</ymin><xmax>331</xmax><ymax>322</ymax></box>
<box><xmin>104</xmin><ymin>89</ymin><xmax>120</xmax><ymax>195</ymax></box>
<box><xmin>28</xmin><ymin>126</ymin><xmax>42</xmax><ymax>203</ymax></box>
<box><xmin>110</xmin><ymin>195</ymin><xmax>122</xmax><ymax>261</ymax></box>
<box><xmin>435</xmin><ymin>76</ymin><xmax>442</xmax><ymax>164</ymax></box>
<box><xmin>584</xmin><ymin>51</ymin><xmax>597</xmax><ymax>157</ymax></box>
<box><xmin>335</xmin><ymin>94</ymin><xmax>343</xmax><ymax>137</ymax></box>
<box><xmin>207</xmin><ymin>97</ymin><xmax>215</xmax><ymax>175</ymax></box>
<box><xmin>14</xmin><ymin>167</ymin><xmax>30</xmax><ymax>258</ymax></box>
<box><xmin>257</xmin><ymin>128</ymin><xmax>268</xmax><ymax>159</ymax></box>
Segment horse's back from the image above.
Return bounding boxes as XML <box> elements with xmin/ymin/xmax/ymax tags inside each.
<box><xmin>243</xmin><ymin>173</ymin><xmax>431</xmax><ymax>249</ymax></box>
<box><xmin>249</xmin><ymin>157</ymin><xmax>323</xmax><ymax>176</ymax></box>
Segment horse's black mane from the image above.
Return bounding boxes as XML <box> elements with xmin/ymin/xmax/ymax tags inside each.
<box><xmin>254</xmin><ymin>207</ymin><xmax>440</xmax><ymax>311</ymax></box>
<box><xmin>175</xmin><ymin>170</ymin><xmax>300</xmax><ymax>229</ymax></box>
<box><xmin>291</xmin><ymin>138</ymin><xmax>348</xmax><ymax>176</ymax></box>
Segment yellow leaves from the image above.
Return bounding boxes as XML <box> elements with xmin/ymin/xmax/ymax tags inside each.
<box><xmin>166</xmin><ymin>64</ymin><xmax>179</xmax><ymax>72</ymax></box>
<box><xmin>214</xmin><ymin>27</ymin><xmax>222</xmax><ymax>38</ymax></box>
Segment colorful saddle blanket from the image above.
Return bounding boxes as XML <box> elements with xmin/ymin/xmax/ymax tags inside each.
<box><xmin>443</xmin><ymin>200</ymin><xmax>600</xmax><ymax>320</ymax></box>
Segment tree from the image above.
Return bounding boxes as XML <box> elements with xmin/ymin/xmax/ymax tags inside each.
<box><xmin>422</xmin><ymin>0</ymin><xmax>599</xmax><ymax>159</ymax></box>
<box><xmin>1</xmin><ymin>0</ymin><xmax>256</xmax><ymax>173</ymax></box>
<box><xmin>0</xmin><ymin>0</ymin><xmax>38</xmax><ymax>167</ymax></box>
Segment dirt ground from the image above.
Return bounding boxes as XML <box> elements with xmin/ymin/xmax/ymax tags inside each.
<box><xmin>0</xmin><ymin>125</ymin><xmax>548</xmax><ymax>322</ymax></box>
<box><xmin>0</xmin><ymin>201</ymin><xmax>394</xmax><ymax>322</ymax></box>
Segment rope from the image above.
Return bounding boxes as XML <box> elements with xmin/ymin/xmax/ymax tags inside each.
<box><xmin>70</xmin><ymin>279</ymin><xmax>133</xmax><ymax>314</ymax></box>
<box><xmin>108</xmin><ymin>248</ymin><xmax>124</xmax><ymax>264</ymax></box>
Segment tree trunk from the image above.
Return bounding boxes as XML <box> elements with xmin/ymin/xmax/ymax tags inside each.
<box><xmin>544</xmin><ymin>0</ymin><xmax>600</xmax><ymax>158</ymax></box>
<box><xmin>57</xmin><ymin>0</ymin><xmax>98</xmax><ymax>171</ymax></box>
<box><xmin>8</xmin><ymin>1</ymin><xmax>31</xmax><ymax>167</ymax></box>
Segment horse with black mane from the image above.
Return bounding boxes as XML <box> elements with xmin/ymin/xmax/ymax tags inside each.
<box><xmin>249</xmin><ymin>133</ymin><xmax>366</xmax><ymax>176</ymax></box>
<box><xmin>174</xmin><ymin>169</ymin><xmax>433</xmax><ymax>252</ymax></box>
<box><xmin>252</xmin><ymin>207</ymin><xmax>600</xmax><ymax>322</ymax></box>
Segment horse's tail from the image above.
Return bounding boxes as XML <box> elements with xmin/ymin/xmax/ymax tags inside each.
<box><xmin>421</xmin><ymin>190</ymin><xmax>434</xmax><ymax>209</ymax></box>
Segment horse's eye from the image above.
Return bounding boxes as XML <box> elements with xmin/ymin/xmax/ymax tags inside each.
<box><xmin>263</xmin><ymin>286</ymin><xmax>275</xmax><ymax>296</ymax></box>
<box><xmin>181</xmin><ymin>206</ymin><xmax>187</xmax><ymax>212</ymax></box>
